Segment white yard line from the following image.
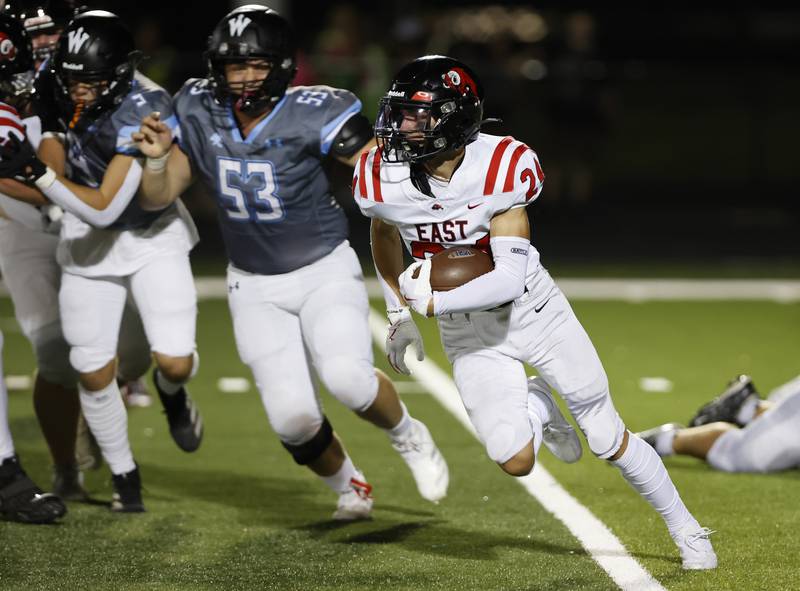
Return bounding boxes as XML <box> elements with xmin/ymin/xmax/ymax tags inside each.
<box><xmin>367</xmin><ymin>310</ymin><xmax>667</xmax><ymax>591</ymax></box>
<box><xmin>2</xmin><ymin>277</ymin><xmax>798</xmax><ymax>302</ymax></box>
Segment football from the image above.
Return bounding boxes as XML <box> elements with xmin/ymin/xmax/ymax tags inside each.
<box><xmin>428</xmin><ymin>246</ymin><xmax>494</xmax><ymax>291</ymax></box>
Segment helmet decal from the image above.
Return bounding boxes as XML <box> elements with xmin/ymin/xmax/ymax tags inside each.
<box><xmin>0</xmin><ymin>34</ymin><xmax>16</xmax><ymax>61</ymax></box>
<box><xmin>443</xmin><ymin>67</ymin><xmax>477</xmax><ymax>97</ymax></box>
<box><xmin>411</xmin><ymin>90</ymin><xmax>432</xmax><ymax>101</ymax></box>
<box><xmin>67</xmin><ymin>26</ymin><xmax>89</xmax><ymax>53</ymax></box>
<box><xmin>228</xmin><ymin>14</ymin><xmax>251</xmax><ymax>37</ymax></box>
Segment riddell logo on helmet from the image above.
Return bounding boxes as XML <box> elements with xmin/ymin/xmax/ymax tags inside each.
<box><xmin>387</xmin><ymin>90</ymin><xmax>405</xmax><ymax>98</ymax></box>
<box><xmin>62</xmin><ymin>62</ymin><xmax>84</xmax><ymax>71</ymax></box>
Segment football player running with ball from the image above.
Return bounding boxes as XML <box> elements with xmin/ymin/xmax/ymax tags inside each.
<box><xmin>357</xmin><ymin>55</ymin><xmax>717</xmax><ymax>570</ymax></box>
<box><xmin>133</xmin><ymin>5</ymin><xmax>448</xmax><ymax>520</ymax></box>
<box><xmin>0</xmin><ymin>10</ymin><xmax>204</xmax><ymax>512</ymax></box>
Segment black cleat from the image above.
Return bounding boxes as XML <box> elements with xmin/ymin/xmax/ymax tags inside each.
<box><xmin>111</xmin><ymin>466</ymin><xmax>145</xmax><ymax>513</ymax></box>
<box><xmin>53</xmin><ymin>463</ymin><xmax>89</xmax><ymax>502</ymax></box>
<box><xmin>154</xmin><ymin>369</ymin><xmax>204</xmax><ymax>452</ymax></box>
<box><xmin>689</xmin><ymin>375</ymin><xmax>760</xmax><ymax>428</ymax></box>
<box><xmin>0</xmin><ymin>456</ymin><xmax>67</xmax><ymax>524</ymax></box>
<box><xmin>636</xmin><ymin>423</ymin><xmax>684</xmax><ymax>456</ymax></box>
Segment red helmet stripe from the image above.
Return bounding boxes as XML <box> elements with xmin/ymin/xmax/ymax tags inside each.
<box><xmin>483</xmin><ymin>136</ymin><xmax>513</xmax><ymax>195</ymax></box>
<box><xmin>371</xmin><ymin>148</ymin><xmax>383</xmax><ymax>202</ymax></box>
<box><xmin>503</xmin><ymin>143</ymin><xmax>529</xmax><ymax>193</ymax></box>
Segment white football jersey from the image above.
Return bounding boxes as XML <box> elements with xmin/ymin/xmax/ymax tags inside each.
<box><xmin>354</xmin><ymin>133</ymin><xmax>545</xmax><ymax>277</ymax></box>
<box><xmin>0</xmin><ymin>103</ymin><xmax>49</xmax><ymax>231</ymax></box>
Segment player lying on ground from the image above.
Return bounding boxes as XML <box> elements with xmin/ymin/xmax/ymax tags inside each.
<box><xmin>0</xmin><ymin>10</ymin><xmax>204</xmax><ymax>512</ymax></box>
<box><xmin>133</xmin><ymin>5</ymin><xmax>448</xmax><ymax>520</ymax></box>
<box><xmin>357</xmin><ymin>55</ymin><xmax>717</xmax><ymax>569</ymax></box>
<box><xmin>639</xmin><ymin>374</ymin><xmax>800</xmax><ymax>473</ymax></box>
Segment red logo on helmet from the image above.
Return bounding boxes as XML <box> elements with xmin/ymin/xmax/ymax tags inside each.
<box><xmin>0</xmin><ymin>34</ymin><xmax>17</xmax><ymax>61</ymax></box>
<box><xmin>442</xmin><ymin>67</ymin><xmax>477</xmax><ymax>97</ymax></box>
<box><xmin>411</xmin><ymin>90</ymin><xmax>433</xmax><ymax>102</ymax></box>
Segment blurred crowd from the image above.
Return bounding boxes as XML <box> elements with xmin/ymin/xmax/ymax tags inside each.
<box><xmin>115</xmin><ymin>1</ymin><xmax>798</xmax><ymax>264</ymax></box>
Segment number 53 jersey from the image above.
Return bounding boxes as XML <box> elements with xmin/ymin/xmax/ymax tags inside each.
<box><xmin>354</xmin><ymin>134</ymin><xmax>545</xmax><ymax>278</ymax></box>
<box><xmin>174</xmin><ymin>79</ymin><xmax>363</xmax><ymax>275</ymax></box>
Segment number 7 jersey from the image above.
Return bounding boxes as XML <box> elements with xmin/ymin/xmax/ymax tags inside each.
<box><xmin>354</xmin><ymin>133</ymin><xmax>545</xmax><ymax>273</ymax></box>
<box><xmin>174</xmin><ymin>79</ymin><xmax>363</xmax><ymax>274</ymax></box>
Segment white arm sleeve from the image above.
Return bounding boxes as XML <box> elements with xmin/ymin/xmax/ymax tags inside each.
<box><xmin>35</xmin><ymin>160</ymin><xmax>142</xmax><ymax>229</ymax></box>
<box><xmin>433</xmin><ymin>236</ymin><xmax>530</xmax><ymax>315</ymax></box>
<box><xmin>377</xmin><ymin>270</ymin><xmax>404</xmax><ymax>312</ymax></box>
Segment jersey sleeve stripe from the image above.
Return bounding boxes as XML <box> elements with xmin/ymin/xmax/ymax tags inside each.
<box><xmin>357</xmin><ymin>151</ymin><xmax>369</xmax><ymax>199</ymax></box>
<box><xmin>502</xmin><ymin>143</ymin><xmax>530</xmax><ymax>193</ymax></box>
<box><xmin>0</xmin><ymin>117</ymin><xmax>26</xmax><ymax>136</ymax></box>
<box><xmin>371</xmin><ymin>148</ymin><xmax>384</xmax><ymax>202</ymax></box>
<box><xmin>483</xmin><ymin>136</ymin><xmax>513</xmax><ymax>195</ymax></box>
<box><xmin>0</xmin><ymin>104</ymin><xmax>20</xmax><ymax>118</ymax></box>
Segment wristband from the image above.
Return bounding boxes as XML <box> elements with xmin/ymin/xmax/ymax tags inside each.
<box><xmin>145</xmin><ymin>154</ymin><xmax>169</xmax><ymax>172</ymax></box>
<box><xmin>387</xmin><ymin>306</ymin><xmax>411</xmax><ymax>325</ymax></box>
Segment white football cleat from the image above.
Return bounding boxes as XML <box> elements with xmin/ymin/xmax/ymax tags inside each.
<box><xmin>528</xmin><ymin>377</ymin><xmax>583</xmax><ymax>464</ymax></box>
<box><xmin>672</xmin><ymin>523</ymin><xmax>717</xmax><ymax>570</ymax></box>
<box><xmin>391</xmin><ymin>418</ymin><xmax>449</xmax><ymax>503</ymax></box>
<box><xmin>332</xmin><ymin>475</ymin><xmax>373</xmax><ymax>521</ymax></box>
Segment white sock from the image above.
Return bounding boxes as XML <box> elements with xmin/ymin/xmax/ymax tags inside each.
<box><xmin>527</xmin><ymin>379</ymin><xmax>553</xmax><ymax>425</ymax></box>
<box><xmin>612</xmin><ymin>433</ymin><xmax>694</xmax><ymax>534</ymax></box>
<box><xmin>386</xmin><ymin>402</ymin><xmax>413</xmax><ymax>441</ymax></box>
<box><xmin>79</xmin><ymin>381</ymin><xmax>135</xmax><ymax>475</ymax></box>
<box><xmin>654</xmin><ymin>429</ymin><xmax>677</xmax><ymax>457</ymax></box>
<box><xmin>320</xmin><ymin>455</ymin><xmax>360</xmax><ymax>494</ymax></box>
<box><xmin>735</xmin><ymin>397</ymin><xmax>759</xmax><ymax>426</ymax></box>
<box><xmin>0</xmin><ymin>332</ymin><xmax>15</xmax><ymax>462</ymax></box>
<box><xmin>527</xmin><ymin>387</ymin><xmax>549</xmax><ymax>458</ymax></box>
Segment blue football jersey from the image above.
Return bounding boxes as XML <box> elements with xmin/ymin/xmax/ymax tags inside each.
<box><xmin>173</xmin><ymin>79</ymin><xmax>362</xmax><ymax>275</ymax></box>
<box><xmin>64</xmin><ymin>72</ymin><xmax>180</xmax><ymax>230</ymax></box>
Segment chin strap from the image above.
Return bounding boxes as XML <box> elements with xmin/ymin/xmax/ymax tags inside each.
<box><xmin>478</xmin><ymin>117</ymin><xmax>503</xmax><ymax>129</ymax></box>
<box><xmin>409</xmin><ymin>163</ymin><xmax>434</xmax><ymax>198</ymax></box>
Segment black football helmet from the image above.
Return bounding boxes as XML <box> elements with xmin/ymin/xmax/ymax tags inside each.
<box><xmin>206</xmin><ymin>4</ymin><xmax>297</xmax><ymax>116</ymax></box>
<box><xmin>0</xmin><ymin>12</ymin><xmax>35</xmax><ymax>107</ymax></box>
<box><xmin>7</xmin><ymin>0</ymin><xmax>76</xmax><ymax>62</ymax></box>
<box><xmin>50</xmin><ymin>9</ymin><xmax>140</xmax><ymax>132</ymax></box>
<box><xmin>376</xmin><ymin>55</ymin><xmax>485</xmax><ymax>163</ymax></box>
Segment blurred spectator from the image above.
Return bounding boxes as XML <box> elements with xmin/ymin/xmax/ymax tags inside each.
<box><xmin>544</xmin><ymin>11</ymin><xmax>616</xmax><ymax>206</ymax></box>
<box><xmin>313</xmin><ymin>4</ymin><xmax>389</xmax><ymax>120</ymax></box>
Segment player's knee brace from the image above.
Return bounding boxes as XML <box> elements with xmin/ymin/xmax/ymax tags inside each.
<box><xmin>317</xmin><ymin>358</ymin><xmax>378</xmax><ymax>412</ymax></box>
<box><xmin>281</xmin><ymin>416</ymin><xmax>333</xmax><ymax>465</ymax></box>
<box><xmin>32</xmin><ymin>331</ymin><xmax>78</xmax><ymax>387</ymax></box>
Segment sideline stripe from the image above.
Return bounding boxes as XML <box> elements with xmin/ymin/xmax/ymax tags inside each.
<box><xmin>366</xmin><ymin>309</ymin><xmax>666</xmax><ymax>591</ymax></box>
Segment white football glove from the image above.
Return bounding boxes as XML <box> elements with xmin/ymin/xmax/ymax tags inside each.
<box><xmin>386</xmin><ymin>307</ymin><xmax>425</xmax><ymax>375</ymax></box>
<box><xmin>398</xmin><ymin>259</ymin><xmax>433</xmax><ymax>317</ymax></box>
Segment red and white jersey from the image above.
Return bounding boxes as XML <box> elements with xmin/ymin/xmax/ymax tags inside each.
<box><xmin>354</xmin><ymin>133</ymin><xmax>545</xmax><ymax>276</ymax></box>
<box><xmin>0</xmin><ymin>102</ymin><xmax>47</xmax><ymax>231</ymax></box>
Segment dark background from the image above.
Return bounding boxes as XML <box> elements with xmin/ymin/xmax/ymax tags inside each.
<box><xmin>84</xmin><ymin>1</ymin><xmax>800</xmax><ymax>274</ymax></box>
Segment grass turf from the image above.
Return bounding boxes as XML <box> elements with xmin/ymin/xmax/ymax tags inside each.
<box><xmin>1</xmin><ymin>297</ymin><xmax>798</xmax><ymax>590</ymax></box>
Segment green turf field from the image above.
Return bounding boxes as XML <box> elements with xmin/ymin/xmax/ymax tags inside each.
<box><xmin>1</xmin><ymin>296</ymin><xmax>798</xmax><ymax>590</ymax></box>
